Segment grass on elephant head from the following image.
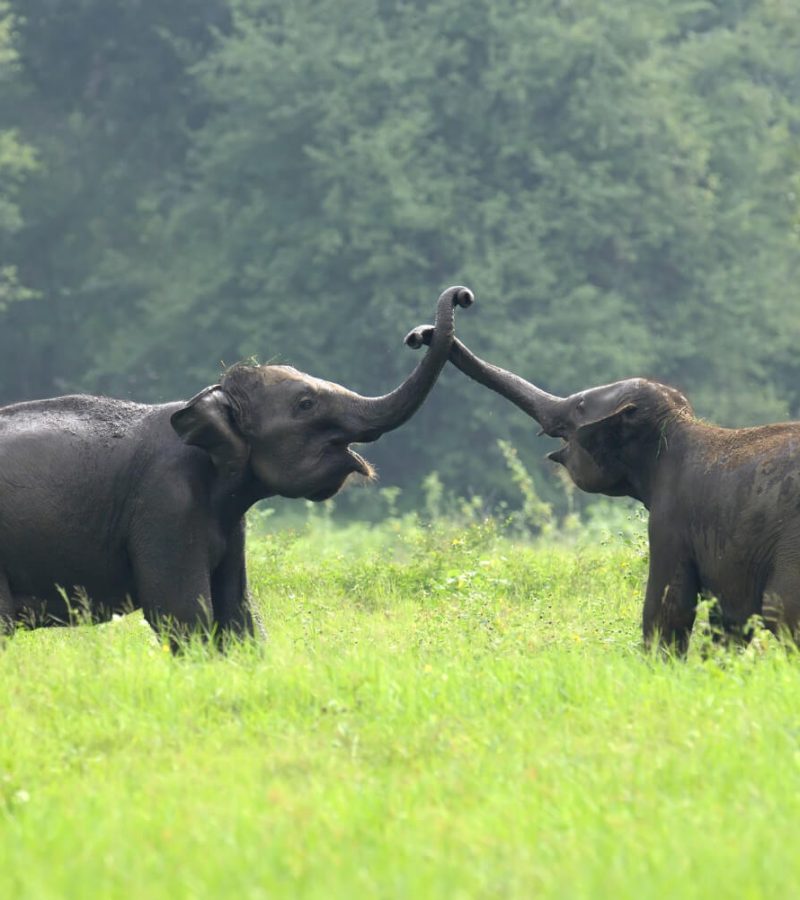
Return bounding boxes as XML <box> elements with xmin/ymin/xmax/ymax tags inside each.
<box><xmin>2</xmin><ymin>509</ymin><xmax>800</xmax><ymax>899</ymax></box>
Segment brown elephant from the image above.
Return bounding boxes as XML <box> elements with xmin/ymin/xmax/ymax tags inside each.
<box><xmin>0</xmin><ymin>286</ymin><xmax>473</xmax><ymax>645</ymax></box>
<box><xmin>407</xmin><ymin>325</ymin><xmax>800</xmax><ymax>653</ymax></box>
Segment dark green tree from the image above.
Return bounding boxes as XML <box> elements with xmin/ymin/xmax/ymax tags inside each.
<box><xmin>0</xmin><ymin>0</ymin><xmax>228</xmax><ymax>397</ymax></box>
<box><xmin>1</xmin><ymin>0</ymin><xmax>798</xmax><ymax>511</ymax></box>
<box><xmin>0</xmin><ymin>3</ymin><xmax>36</xmax><ymax>312</ymax></box>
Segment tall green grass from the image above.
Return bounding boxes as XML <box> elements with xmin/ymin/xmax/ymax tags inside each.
<box><xmin>1</xmin><ymin>514</ymin><xmax>798</xmax><ymax>898</ymax></box>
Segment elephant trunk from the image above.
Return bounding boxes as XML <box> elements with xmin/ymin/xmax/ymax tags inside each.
<box><xmin>404</xmin><ymin>327</ymin><xmax>564</xmax><ymax>435</ymax></box>
<box><xmin>346</xmin><ymin>286</ymin><xmax>474</xmax><ymax>443</ymax></box>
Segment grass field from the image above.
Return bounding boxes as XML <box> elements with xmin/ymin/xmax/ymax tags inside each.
<box><xmin>2</xmin><ymin>510</ymin><xmax>800</xmax><ymax>898</ymax></box>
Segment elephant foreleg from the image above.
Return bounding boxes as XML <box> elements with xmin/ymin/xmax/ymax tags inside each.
<box><xmin>761</xmin><ymin>563</ymin><xmax>800</xmax><ymax>641</ymax></box>
<box><xmin>130</xmin><ymin>537</ymin><xmax>214</xmax><ymax>651</ymax></box>
<box><xmin>210</xmin><ymin>518</ymin><xmax>265</xmax><ymax>644</ymax></box>
<box><xmin>642</xmin><ymin>537</ymin><xmax>699</xmax><ymax>656</ymax></box>
<box><xmin>0</xmin><ymin>568</ymin><xmax>13</xmax><ymax>635</ymax></box>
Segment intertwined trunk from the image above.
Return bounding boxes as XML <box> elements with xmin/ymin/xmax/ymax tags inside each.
<box><xmin>404</xmin><ymin>329</ymin><xmax>564</xmax><ymax>434</ymax></box>
<box><xmin>346</xmin><ymin>286</ymin><xmax>473</xmax><ymax>442</ymax></box>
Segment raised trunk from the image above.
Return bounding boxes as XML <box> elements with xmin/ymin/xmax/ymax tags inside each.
<box><xmin>404</xmin><ymin>328</ymin><xmax>564</xmax><ymax>434</ymax></box>
<box><xmin>347</xmin><ymin>286</ymin><xmax>473</xmax><ymax>442</ymax></box>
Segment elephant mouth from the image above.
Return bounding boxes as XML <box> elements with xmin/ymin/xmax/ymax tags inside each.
<box><xmin>346</xmin><ymin>446</ymin><xmax>375</xmax><ymax>479</ymax></box>
<box><xmin>305</xmin><ymin>446</ymin><xmax>376</xmax><ymax>502</ymax></box>
<box><xmin>547</xmin><ymin>440</ymin><xmax>569</xmax><ymax>465</ymax></box>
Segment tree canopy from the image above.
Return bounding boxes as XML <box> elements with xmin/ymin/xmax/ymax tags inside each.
<box><xmin>1</xmin><ymin>0</ymin><xmax>798</xmax><ymax>509</ymax></box>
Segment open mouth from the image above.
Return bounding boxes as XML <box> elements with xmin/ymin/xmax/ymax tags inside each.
<box><xmin>546</xmin><ymin>439</ymin><xmax>568</xmax><ymax>464</ymax></box>
<box><xmin>347</xmin><ymin>447</ymin><xmax>376</xmax><ymax>480</ymax></box>
<box><xmin>305</xmin><ymin>447</ymin><xmax>377</xmax><ymax>502</ymax></box>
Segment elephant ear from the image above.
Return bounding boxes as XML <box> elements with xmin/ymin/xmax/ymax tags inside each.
<box><xmin>573</xmin><ymin>403</ymin><xmax>638</xmax><ymax>459</ymax></box>
<box><xmin>170</xmin><ymin>386</ymin><xmax>250</xmax><ymax>478</ymax></box>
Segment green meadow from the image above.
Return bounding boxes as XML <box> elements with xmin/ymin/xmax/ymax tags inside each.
<box><xmin>2</xmin><ymin>509</ymin><xmax>800</xmax><ymax>899</ymax></box>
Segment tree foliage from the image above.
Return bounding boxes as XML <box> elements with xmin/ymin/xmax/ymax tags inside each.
<box><xmin>0</xmin><ymin>0</ymin><xmax>798</xmax><ymax>507</ymax></box>
<box><xmin>0</xmin><ymin>2</ymin><xmax>36</xmax><ymax>311</ymax></box>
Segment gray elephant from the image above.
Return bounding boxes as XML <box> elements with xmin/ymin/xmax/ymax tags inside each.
<box><xmin>408</xmin><ymin>325</ymin><xmax>800</xmax><ymax>653</ymax></box>
<box><xmin>0</xmin><ymin>286</ymin><xmax>473</xmax><ymax>645</ymax></box>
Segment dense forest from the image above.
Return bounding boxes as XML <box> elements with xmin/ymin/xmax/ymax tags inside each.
<box><xmin>0</xmin><ymin>0</ymin><xmax>798</xmax><ymax>510</ymax></box>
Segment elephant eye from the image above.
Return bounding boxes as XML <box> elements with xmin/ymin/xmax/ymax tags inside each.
<box><xmin>576</xmin><ymin>398</ymin><xmax>586</xmax><ymax>413</ymax></box>
<box><xmin>298</xmin><ymin>396</ymin><xmax>315</xmax><ymax>412</ymax></box>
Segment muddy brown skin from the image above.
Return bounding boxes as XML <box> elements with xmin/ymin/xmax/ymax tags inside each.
<box><xmin>0</xmin><ymin>286</ymin><xmax>473</xmax><ymax>645</ymax></box>
<box><xmin>407</xmin><ymin>326</ymin><xmax>800</xmax><ymax>654</ymax></box>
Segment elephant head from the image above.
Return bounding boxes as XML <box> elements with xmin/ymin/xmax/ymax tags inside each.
<box><xmin>406</xmin><ymin>327</ymin><xmax>692</xmax><ymax>504</ymax></box>
<box><xmin>170</xmin><ymin>286</ymin><xmax>473</xmax><ymax>502</ymax></box>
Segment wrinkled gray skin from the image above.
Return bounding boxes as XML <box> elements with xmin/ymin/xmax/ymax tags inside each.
<box><xmin>408</xmin><ymin>325</ymin><xmax>800</xmax><ymax>654</ymax></box>
<box><xmin>0</xmin><ymin>286</ymin><xmax>472</xmax><ymax>646</ymax></box>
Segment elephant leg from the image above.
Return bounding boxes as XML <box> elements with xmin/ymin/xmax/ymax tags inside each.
<box><xmin>761</xmin><ymin>570</ymin><xmax>800</xmax><ymax>640</ymax></box>
<box><xmin>698</xmin><ymin>594</ymin><xmax>745</xmax><ymax>646</ymax></box>
<box><xmin>642</xmin><ymin>536</ymin><xmax>699</xmax><ymax>656</ymax></box>
<box><xmin>0</xmin><ymin>568</ymin><xmax>13</xmax><ymax>636</ymax></box>
<box><xmin>210</xmin><ymin>518</ymin><xmax>265</xmax><ymax>645</ymax></box>
<box><xmin>130</xmin><ymin>538</ymin><xmax>214</xmax><ymax>651</ymax></box>
<box><xmin>756</xmin><ymin>536</ymin><xmax>800</xmax><ymax>641</ymax></box>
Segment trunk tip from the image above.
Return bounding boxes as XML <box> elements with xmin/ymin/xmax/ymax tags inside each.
<box><xmin>404</xmin><ymin>325</ymin><xmax>433</xmax><ymax>349</ymax></box>
<box><xmin>449</xmin><ymin>286</ymin><xmax>474</xmax><ymax>309</ymax></box>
